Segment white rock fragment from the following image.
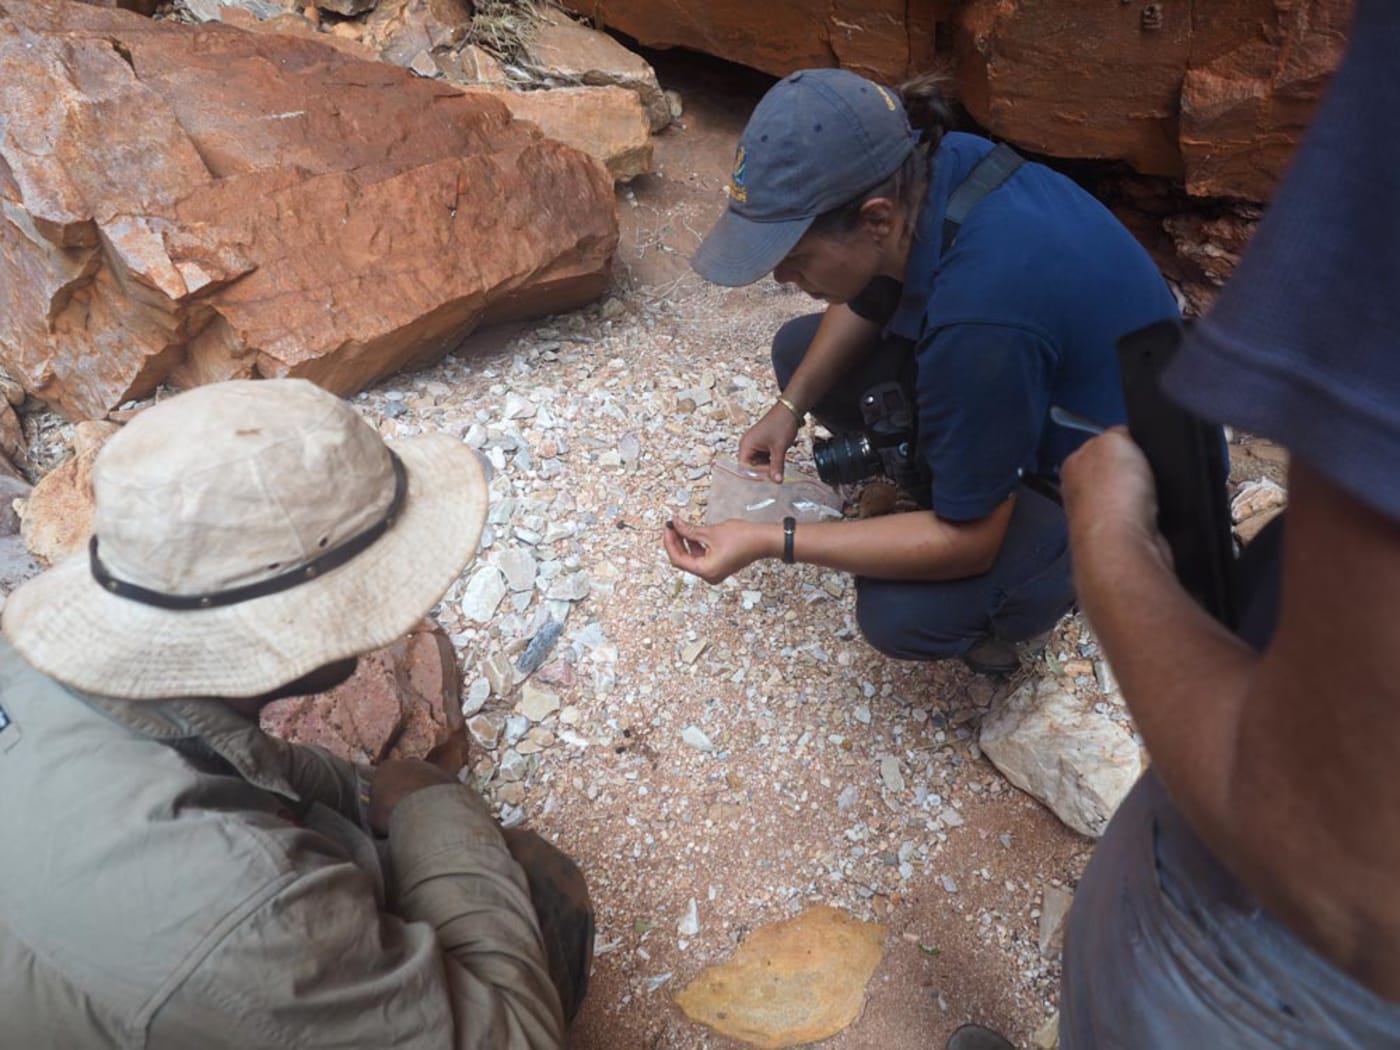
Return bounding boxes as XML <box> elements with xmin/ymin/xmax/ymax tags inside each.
<box><xmin>682</xmin><ymin>725</ymin><xmax>717</xmax><ymax>752</ymax></box>
<box><xmin>678</xmin><ymin>638</ymin><xmax>709</xmax><ymax>665</ymax></box>
<box><xmin>497</xmin><ymin>749</ymin><xmax>528</xmax><ymax>782</ymax></box>
<box><xmin>504</xmin><ymin>714</ymin><xmax>530</xmax><ymax>744</ymax></box>
<box><xmin>677</xmin><ymin>898</ymin><xmax>699</xmax><ymax>937</ymax></box>
<box><xmin>503</xmin><ymin>393</ymin><xmax>537</xmax><ymax>420</ymax></box>
<box><xmin>546</xmin><ymin>573</ymin><xmax>591</xmax><ymax>602</ymax></box>
<box><xmin>1230</xmin><ymin>478</ymin><xmax>1286</xmax><ymax>523</ymax></box>
<box><xmin>496</xmin><ymin>548</ymin><xmax>538</xmax><ymax>592</ymax></box>
<box><xmin>879</xmin><ymin>755</ymin><xmax>905</xmax><ymax>793</ymax></box>
<box><xmin>463</xmin><ymin>677</ymin><xmax>491</xmax><ymax>717</ymax></box>
<box><xmin>461</xmin><ymin>566</ymin><xmax>506</xmax><ymax>623</ymax></box>
<box><xmin>483</xmin><ymin>652</ymin><xmax>516</xmax><ymax>697</ymax></box>
<box><xmin>980</xmin><ymin>679</ymin><xmax>1143</xmax><ymax>838</ymax></box>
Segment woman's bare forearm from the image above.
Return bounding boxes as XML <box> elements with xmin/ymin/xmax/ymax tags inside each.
<box><xmin>779</xmin><ymin>305</ymin><xmax>880</xmax><ymax>413</ymax></box>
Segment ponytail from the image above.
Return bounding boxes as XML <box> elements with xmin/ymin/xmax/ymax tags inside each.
<box><xmin>807</xmin><ymin>70</ymin><xmax>957</xmax><ymax>240</ymax></box>
<box><xmin>897</xmin><ymin>71</ymin><xmax>959</xmax><ymax>150</ymax></box>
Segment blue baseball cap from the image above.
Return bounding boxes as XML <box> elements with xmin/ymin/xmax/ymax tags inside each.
<box><xmin>691</xmin><ymin>68</ymin><xmax>916</xmax><ymax>287</ymax></box>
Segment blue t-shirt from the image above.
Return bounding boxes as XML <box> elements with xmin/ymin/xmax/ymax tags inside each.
<box><xmin>852</xmin><ymin>132</ymin><xmax>1180</xmax><ymax>521</ymax></box>
<box><xmin>1164</xmin><ymin>0</ymin><xmax>1400</xmax><ymax>522</ymax></box>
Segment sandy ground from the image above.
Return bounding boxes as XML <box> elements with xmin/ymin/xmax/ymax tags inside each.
<box><xmin>347</xmin><ymin>53</ymin><xmax>1097</xmax><ymax>1049</ymax></box>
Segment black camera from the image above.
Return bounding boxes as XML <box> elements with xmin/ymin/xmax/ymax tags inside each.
<box><xmin>812</xmin><ymin>381</ymin><xmax>921</xmax><ymax>488</ymax></box>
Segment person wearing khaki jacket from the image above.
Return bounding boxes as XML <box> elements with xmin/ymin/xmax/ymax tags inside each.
<box><xmin>0</xmin><ymin>379</ymin><xmax>590</xmax><ymax>1049</ymax></box>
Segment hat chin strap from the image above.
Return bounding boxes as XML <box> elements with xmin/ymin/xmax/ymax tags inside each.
<box><xmin>88</xmin><ymin>452</ymin><xmax>408</xmax><ymax>611</ymax></box>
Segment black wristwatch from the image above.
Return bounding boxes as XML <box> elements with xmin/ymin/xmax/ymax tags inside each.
<box><xmin>782</xmin><ymin>516</ymin><xmax>796</xmax><ymax>564</ymax></box>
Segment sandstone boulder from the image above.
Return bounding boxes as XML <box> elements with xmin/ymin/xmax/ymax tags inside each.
<box><xmin>471</xmin><ymin>86</ymin><xmax>652</xmax><ymax>182</ymax></box>
<box><xmin>1179</xmin><ymin>1</ymin><xmax>1352</xmax><ymax>199</ymax></box>
<box><xmin>555</xmin><ymin>0</ymin><xmax>940</xmax><ymax>86</ymax></box>
<box><xmin>561</xmin><ymin>0</ymin><xmax>1350</xmax><ymax>203</ymax></box>
<box><xmin>980</xmin><ymin>679</ymin><xmax>1142</xmax><ymax>839</ymax></box>
<box><xmin>0</xmin><ymin>1</ymin><xmax>617</xmax><ymax>421</ymax></box>
<box><xmin>261</xmin><ymin>620</ymin><xmax>470</xmax><ymax>770</ymax></box>
<box><xmin>527</xmin><ymin>8</ymin><xmax>671</xmax><ymax>132</ymax></box>
<box><xmin>948</xmin><ymin>0</ymin><xmax>1350</xmax><ymax>198</ymax></box>
<box><xmin>17</xmin><ymin>421</ymin><xmax>120</xmax><ymax>566</ymax></box>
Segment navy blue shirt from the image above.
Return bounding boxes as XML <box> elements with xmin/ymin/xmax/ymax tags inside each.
<box><xmin>852</xmin><ymin>132</ymin><xmax>1179</xmax><ymax>521</ymax></box>
<box><xmin>1165</xmin><ymin>0</ymin><xmax>1400</xmax><ymax>522</ymax></box>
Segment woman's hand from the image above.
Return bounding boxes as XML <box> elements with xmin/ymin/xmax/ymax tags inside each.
<box><xmin>662</xmin><ymin>517</ymin><xmax>777</xmax><ymax>584</ymax></box>
<box><xmin>739</xmin><ymin>403</ymin><xmax>801</xmax><ymax>483</ymax></box>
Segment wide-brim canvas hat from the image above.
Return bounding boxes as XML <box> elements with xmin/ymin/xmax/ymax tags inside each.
<box><xmin>692</xmin><ymin>68</ymin><xmax>915</xmax><ymax>287</ymax></box>
<box><xmin>2</xmin><ymin>378</ymin><xmax>488</xmax><ymax>700</ymax></box>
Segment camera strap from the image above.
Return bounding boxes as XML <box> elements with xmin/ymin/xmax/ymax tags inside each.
<box><xmin>940</xmin><ymin>144</ymin><xmax>1025</xmax><ymax>254</ymax></box>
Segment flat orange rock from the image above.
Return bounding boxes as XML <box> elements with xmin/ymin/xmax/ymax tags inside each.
<box><xmin>675</xmin><ymin>905</ymin><xmax>886</xmax><ymax>1048</ymax></box>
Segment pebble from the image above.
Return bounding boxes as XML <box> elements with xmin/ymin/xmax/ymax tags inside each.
<box><xmin>679</xmin><ymin>638</ymin><xmax>709</xmax><ymax>665</ymax></box>
<box><xmin>462</xmin><ymin>677</ymin><xmax>490</xmax><ymax>716</ymax></box>
<box><xmin>468</xmin><ymin>713</ymin><xmax>504</xmax><ymax>750</ymax></box>
<box><xmin>483</xmin><ymin>652</ymin><xmax>516</xmax><ymax>697</ymax></box>
<box><xmin>545</xmin><ymin>573</ymin><xmax>591</xmax><ymax>602</ymax></box>
<box><xmin>503</xmin><ymin>393</ymin><xmax>537</xmax><ymax>420</ymax></box>
<box><xmin>497</xmin><ymin>749</ymin><xmax>528</xmax><ymax>782</ymax></box>
<box><xmin>461</xmin><ymin>566</ymin><xmax>506</xmax><ymax>623</ymax></box>
<box><xmin>682</xmin><ymin>725</ymin><xmax>717</xmax><ymax>752</ymax></box>
<box><xmin>518</xmin><ymin>682</ymin><xmax>562</xmax><ymax>722</ymax></box>
<box><xmin>504</xmin><ymin>714</ymin><xmax>530</xmax><ymax>744</ymax></box>
<box><xmin>497</xmin><ymin>548</ymin><xmax>538</xmax><ymax>592</ymax></box>
<box><xmin>516</xmin><ymin>620</ymin><xmax>564</xmax><ymax>675</ymax></box>
<box><xmin>677</xmin><ymin>898</ymin><xmax>700</xmax><ymax>937</ymax></box>
<box><xmin>879</xmin><ymin>755</ymin><xmax>905</xmax><ymax>793</ymax></box>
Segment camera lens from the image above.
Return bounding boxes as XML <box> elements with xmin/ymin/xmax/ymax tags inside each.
<box><xmin>812</xmin><ymin>434</ymin><xmax>882</xmax><ymax>487</ymax></box>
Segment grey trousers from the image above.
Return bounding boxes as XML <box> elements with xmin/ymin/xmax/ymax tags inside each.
<box><xmin>1061</xmin><ymin>771</ymin><xmax>1400</xmax><ymax>1049</ymax></box>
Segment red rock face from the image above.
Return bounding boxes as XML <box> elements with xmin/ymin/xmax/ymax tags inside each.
<box><xmin>556</xmin><ymin>0</ymin><xmax>945</xmax><ymax>84</ymax></box>
<box><xmin>563</xmin><ymin>0</ymin><xmax>1352</xmax><ymax>202</ymax></box>
<box><xmin>0</xmin><ymin>1</ymin><xmax>618</xmax><ymax>420</ymax></box>
<box><xmin>955</xmin><ymin>0</ymin><xmax>1352</xmax><ymax>199</ymax></box>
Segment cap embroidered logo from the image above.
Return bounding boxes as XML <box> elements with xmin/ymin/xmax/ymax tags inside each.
<box><xmin>729</xmin><ymin>146</ymin><xmax>748</xmax><ymax>204</ymax></box>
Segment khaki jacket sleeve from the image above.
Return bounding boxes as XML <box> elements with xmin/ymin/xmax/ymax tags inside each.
<box><xmin>148</xmin><ymin>786</ymin><xmax>565</xmax><ymax>1050</ymax></box>
<box><xmin>277</xmin><ymin>738</ymin><xmax>370</xmax><ymax>825</ymax></box>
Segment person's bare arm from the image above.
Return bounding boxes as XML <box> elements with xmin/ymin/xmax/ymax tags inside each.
<box><xmin>740</xmin><ymin>305</ymin><xmax>880</xmax><ymax>482</ymax></box>
<box><xmin>1064</xmin><ymin>431</ymin><xmax>1400</xmax><ymax>999</ymax></box>
<box><xmin>778</xmin><ymin>304</ymin><xmax>881</xmax><ymax>414</ymax></box>
<box><xmin>663</xmin><ymin>498</ymin><xmax>1014</xmax><ymax>584</ymax></box>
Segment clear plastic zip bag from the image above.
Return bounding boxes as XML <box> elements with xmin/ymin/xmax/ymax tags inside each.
<box><xmin>702</xmin><ymin>456</ymin><xmax>844</xmax><ymax>525</ymax></box>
